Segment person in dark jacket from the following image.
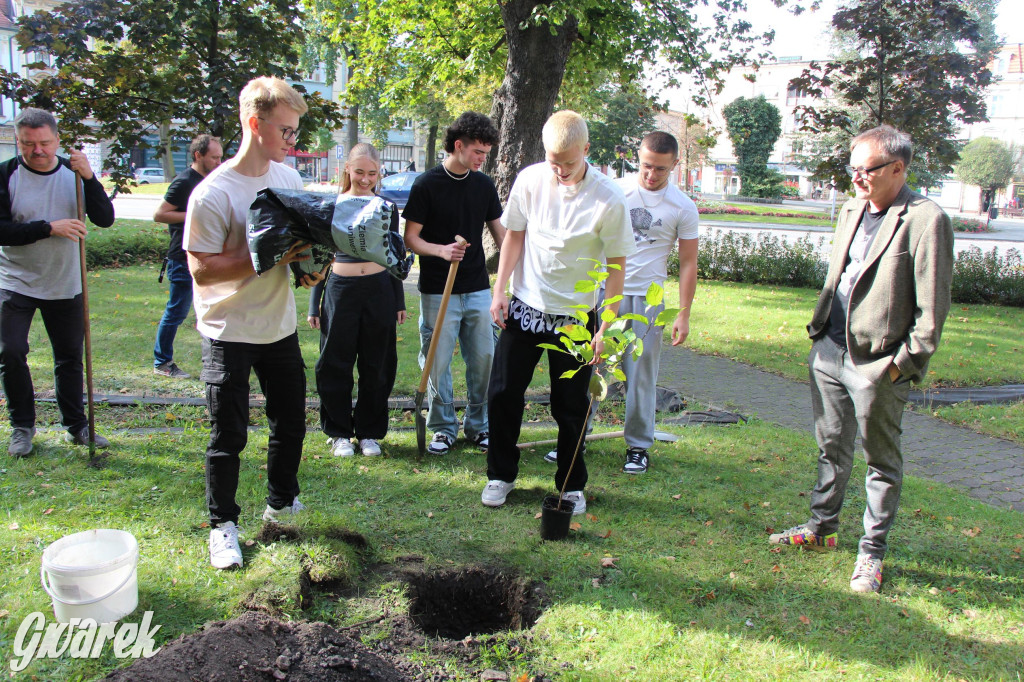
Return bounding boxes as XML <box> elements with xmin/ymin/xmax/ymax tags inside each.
<box><xmin>0</xmin><ymin>107</ymin><xmax>115</xmax><ymax>457</ymax></box>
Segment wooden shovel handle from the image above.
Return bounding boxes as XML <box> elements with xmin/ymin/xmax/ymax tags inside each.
<box><xmin>416</xmin><ymin>235</ymin><xmax>468</xmax><ymax>394</ymax></box>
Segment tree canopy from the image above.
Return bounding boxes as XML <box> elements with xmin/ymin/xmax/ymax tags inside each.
<box><xmin>583</xmin><ymin>86</ymin><xmax>658</xmax><ymax>169</ymax></box>
<box><xmin>723</xmin><ymin>95</ymin><xmax>783</xmax><ymax>198</ymax></box>
<box><xmin>310</xmin><ymin>0</ymin><xmax>776</xmax><ymax>199</ymax></box>
<box><xmin>2</xmin><ymin>0</ymin><xmax>344</xmax><ymax>187</ymax></box>
<box><xmin>790</xmin><ymin>0</ymin><xmax>996</xmax><ymax>190</ymax></box>
<box><xmin>955</xmin><ymin>137</ymin><xmax>1014</xmax><ymax>193</ymax></box>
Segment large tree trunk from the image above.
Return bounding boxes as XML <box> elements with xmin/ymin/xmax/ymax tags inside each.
<box><xmin>425</xmin><ymin>121</ymin><xmax>438</xmax><ymax>170</ymax></box>
<box><xmin>487</xmin><ymin>0</ymin><xmax>577</xmax><ymax>202</ymax></box>
<box><xmin>159</xmin><ymin>120</ymin><xmax>175</xmax><ymax>178</ymax></box>
<box><xmin>483</xmin><ymin>0</ymin><xmax>577</xmax><ymax>269</ymax></box>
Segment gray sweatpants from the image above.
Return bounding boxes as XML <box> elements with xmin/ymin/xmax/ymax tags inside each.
<box><xmin>619</xmin><ymin>295</ymin><xmax>665</xmax><ymax>450</ymax></box>
<box><xmin>807</xmin><ymin>336</ymin><xmax>911</xmax><ymax>559</ymax></box>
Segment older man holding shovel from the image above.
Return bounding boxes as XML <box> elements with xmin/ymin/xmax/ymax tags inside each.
<box><xmin>0</xmin><ymin>107</ymin><xmax>114</xmax><ymax>458</ymax></box>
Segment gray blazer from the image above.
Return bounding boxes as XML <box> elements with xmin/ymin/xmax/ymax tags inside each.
<box><xmin>807</xmin><ymin>184</ymin><xmax>954</xmax><ymax>384</ymax></box>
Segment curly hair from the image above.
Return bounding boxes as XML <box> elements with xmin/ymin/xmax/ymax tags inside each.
<box><xmin>443</xmin><ymin>112</ymin><xmax>499</xmax><ymax>153</ymax></box>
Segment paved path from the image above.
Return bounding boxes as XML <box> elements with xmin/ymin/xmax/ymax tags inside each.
<box><xmin>656</xmin><ymin>345</ymin><xmax>1024</xmax><ymax>513</ymax></box>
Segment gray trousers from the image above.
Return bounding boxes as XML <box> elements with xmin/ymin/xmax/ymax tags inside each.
<box><xmin>619</xmin><ymin>295</ymin><xmax>664</xmax><ymax>449</ymax></box>
<box><xmin>807</xmin><ymin>336</ymin><xmax>911</xmax><ymax>559</ymax></box>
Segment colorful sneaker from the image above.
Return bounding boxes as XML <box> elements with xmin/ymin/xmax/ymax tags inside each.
<box><xmin>543</xmin><ymin>450</ymin><xmax>558</xmax><ymax>464</ymax></box>
<box><xmin>154</xmin><ymin>362</ymin><xmax>190</xmax><ymax>379</ymax></box>
<box><xmin>561</xmin><ymin>490</ymin><xmax>587</xmax><ymax>516</ymax></box>
<box><xmin>427</xmin><ymin>432</ymin><xmax>454</xmax><ymax>455</ymax></box>
<box><xmin>261</xmin><ymin>497</ymin><xmax>306</xmax><ymax>522</ymax></box>
<box><xmin>622</xmin><ymin>447</ymin><xmax>649</xmax><ymax>474</ymax></box>
<box><xmin>470</xmin><ymin>431</ymin><xmax>489</xmax><ymax>450</ymax></box>
<box><xmin>768</xmin><ymin>524</ymin><xmax>837</xmax><ymax>550</ymax></box>
<box><xmin>329</xmin><ymin>437</ymin><xmax>355</xmax><ymax>457</ymax></box>
<box><xmin>850</xmin><ymin>554</ymin><xmax>883</xmax><ymax>593</ymax></box>
<box><xmin>209</xmin><ymin>521</ymin><xmax>242</xmax><ymax>569</ymax></box>
<box><xmin>481</xmin><ymin>479</ymin><xmax>515</xmax><ymax>507</ymax></box>
<box><xmin>359</xmin><ymin>438</ymin><xmax>382</xmax><ymax>457</ymax></box>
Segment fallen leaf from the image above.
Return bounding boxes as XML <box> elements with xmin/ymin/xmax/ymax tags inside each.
<box><xmin>42</xmin><ymin>508</ymin><xmax>54</xmax><ymax>515</ymax></box>
<box><xmin>742</xmin><ymin>502</ymin><xmax>751</xmax><ymax>510</ymax></box>
<box><xmin>534</xmin><ymin>512</ymin><xmax>543</xmax><ymax>519</ymax></box>
<box><xmin>8</xmin><ymin>522</ymin><xmax>18</xmax><ymax>530</ymax></box>
<box><xmin>517</xmin><ymin>674</ymin><xmax>530</xmax><ymax>682</ymax></box>
<box><xmin>165</xmin><ymin>412</ymin><xmax>176</xmax><ymax>420</ymax></box>
<box><xmin>591</xmin><ymin>578</ymin><xmax>602</xmax><ymax>588</ymax></box>
<box><xmin>963</xmin><ymin>609</ymin><xmax>979</xmax><ymax>619</ymax></box>
<box><xmin>359</xmin><ymin>465</ymin><xmax>369</xmax><ymax>472</ymax></box>
<box><xmin>245</xmin><ymin>540</ymin><xmax>255</xmax><ymax>547</ymax></box>
<box><xmin>427</xmin><ymin>512</ymin><xmax>434</xmax><ymax>519</ymax></box>
<box><xmin>765</xmin><ymin>526</ymin><xmax>775</xmax><ymax>534</ymax></box>
<box><xmin>961</xmin><ymin>527</ymin><xmax>981</xmax><ymax>538</ymax></box>
<box><xmin>704</xmin><ymin>520</ymin><xmax>713</xmax><ymax>527</ymax></box>
<box><xmin>663</xmin><ymin>556</ymin><xmax>675</xmax><ymax>561</ymax></box>
<box><xmin>599</xmin><ymin>529</ymin><xmax>612</xmax><ymax>539</ymax></box>
<box><xmin>586</xmin><ymin>513</ymin><xmax>597</xmax><ymax>522</ymax></box>
<box><xmin>771</xmin><ymin>564</ymin><xmax>781</xmax><ymax>573</ymax></box>
<box><xmin>569</xmin><ymin>521</ymin><xmax>582</xmax><ymax>531</ymax></box>
<box><xmin>799</xmin><ymin>615</ymin><xmax>811</xmax><ymax>625</ymax></box>
<box><xmin>900</xmin><ymin>609</ymin><xmax>910</xmax><ymax>618</ymax></box>
<box><xmin>0</xmin><ymin>610</ymin><xmax>9</xmax><ymax>618</ymax></box>
<box><xmin>761</xmin><ymin>501</ymin><xmax>771</xmax><ymax>508</ymax></box>
<box><xmin>199</xmin><ymin>522</ymin><xmax>210</xmax><ymax>529</ymax></box>
<box><xmin>601</xmin><ymin>557</ymin><xmax>618</xmax><ymax>568</ymax></box>
<box><xmin>743</xmin><ymin>558</ymin><xmax>752</xmax><ymax>564</ymax></box>
<box><xmin>928</xmin><ymin>587</ymin><xmax>940</xmax><ymax>595</ymax></box>
<box><xmin>729</xmin><ymin>572</ymin><xmax>737</xmax><ymax>579</ymax></box>
<box><xmin>413</xmin><ymin>468</ymin><xmax>422</xmax><ymax>474</ymax></box>
<box><xmin>671</xmin><ymin>494</ymin><xmax>681</xmax><ymax>500</ymax></box>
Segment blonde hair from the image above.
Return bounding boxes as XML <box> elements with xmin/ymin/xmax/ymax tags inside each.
<box><xmin>341</xmin><ymin>143</ymin><xmax>381</xmax><ymax>193</ymax></box>
<box><xmin>238</xmin><ymin>76</ymin><xmax>308</xmax><ymax>126</ymax></box>
<box><xmin>542</xmin><ymin>110</ymin><xmax>588</xmax><ymax>153</ymax></box>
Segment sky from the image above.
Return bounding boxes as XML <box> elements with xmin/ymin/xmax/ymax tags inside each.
<box><xmin>656</xmin><ymin>0</ymin><xmax>1024</xmax><ymax>112</ymax></box>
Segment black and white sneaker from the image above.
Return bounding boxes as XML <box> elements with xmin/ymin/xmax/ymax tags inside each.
<box><xmin>470</xmin><ymin>431</ymin><xmax>489</xmax><ymax>450</ymax></box>
<box><xmin>154</xmin><ymin>362</ymin><xmax>190</xmax><ymax>379</ymax></box>
<box><xmin>427</xmin><ymin>432</ymin><xmax>454</xmax><ymax>455</ymax></box>
<box><xmin>544</xmin><ymin>445</ymin><xmax>585</xmax><ymax>464</ymax></box>
<box><xmin>622</xmin><ymin>447</ymin><xmax>649</xmax><ymax>474</ymax></box>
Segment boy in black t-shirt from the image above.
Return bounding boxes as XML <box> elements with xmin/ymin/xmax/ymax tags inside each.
<box><xmin>403</xmin><ymin>112</ymin><xmax>505</xmax><ymax>455</ymax></box>
<box><xmin>152</xmin><ymin>134</ymin><xmax>223</xmax><ymax>378</ymax></box>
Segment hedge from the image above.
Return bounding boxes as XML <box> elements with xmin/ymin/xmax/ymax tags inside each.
<box><xmin>668</xmin><ymin>230</ymin><xmax>1024</xmax><ymax>307</ymax></box>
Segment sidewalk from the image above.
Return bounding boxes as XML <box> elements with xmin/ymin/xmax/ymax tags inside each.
<box><xmin>656</xmin><ymin>345</ymin><xmax>1024</xmax><ymax>513</ymax></box>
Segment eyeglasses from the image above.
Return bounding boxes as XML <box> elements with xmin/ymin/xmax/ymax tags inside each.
<box><xmin>640</xmin><ymin>163</ymin><xmax>673</xmax><ymax>175</ymax></box>
<box><xmin>845</xmin><ymin>159</ymin><xmax>896</xmax><ymax>177</ymax></box>
<box><xmin>257</xmin><ymin>117</ymin><xmax>300</xmax><ymax>142</ymax></box>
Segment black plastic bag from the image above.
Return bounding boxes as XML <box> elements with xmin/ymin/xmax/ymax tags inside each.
<box><xmin>247</xmin><ymin>189</ymin><xmax>413</xmax><ymax>285</ymax></box>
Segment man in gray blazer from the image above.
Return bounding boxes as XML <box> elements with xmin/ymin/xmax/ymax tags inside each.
<box><xmin>769</xmin><ymin>125</ymin><xmax>954</xmax><ymax>593</ymax></box>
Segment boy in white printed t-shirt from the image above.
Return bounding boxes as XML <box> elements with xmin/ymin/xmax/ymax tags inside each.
<box><xmin>482</xmin><ymin>110</ymin><xmax>635</xmax><ymax>516</ymax></box>
<box><xmin>184</xmin><ymin>76</ymin><xmax>323</xmax><ymax>569</ymax></box>
<box><xmin>613</xmin><ymin>131</ymin><xmax>699</xmax><ymax>474</ymax></box>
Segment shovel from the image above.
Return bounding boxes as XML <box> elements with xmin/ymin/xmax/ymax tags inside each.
<box><xmin>414</xmin><ymin>235</ymin><xmax>467</xmax><ymax>455</ymax></box>
<box><xmin>75</xmin><ymin>171</ymin><xmax>97</xmax><ymax>458</ymax></box>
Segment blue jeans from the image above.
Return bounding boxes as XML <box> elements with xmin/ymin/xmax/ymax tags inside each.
<box><xmin>153</xmin><ymin>259</ymin><xmax>193</xmax><ymax>367</ymax></box>
<box><xmin>418</xmin><ymin>289</ymin><xmax>496</xmax><ymax>439</ymax></box>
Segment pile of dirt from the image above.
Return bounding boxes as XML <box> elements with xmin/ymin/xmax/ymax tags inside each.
<box><xmin>103</xmin><ymin>611</ymin><xmax>409</xmax><ymax>681</ymax></box>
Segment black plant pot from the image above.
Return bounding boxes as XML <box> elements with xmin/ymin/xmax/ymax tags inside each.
<box><xmin>540</xmin><ymin>495</ymin><xmax>575</xmax><ymax>541</ymax></box>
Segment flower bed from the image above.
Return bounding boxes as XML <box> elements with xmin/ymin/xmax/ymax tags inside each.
<box><xmin>951</xmin><ymin>216</ymin><xmax>990</xmax><ymax>233</ymax></box>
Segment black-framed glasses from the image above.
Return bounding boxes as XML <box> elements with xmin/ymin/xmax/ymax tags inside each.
<box><xmin>845</xmin><ymin>159</ymin><xmax>896</xmax><ymax>177</ymax></box>
<box><xmin>257</xmin><ymin>117</ymin><xmax>300</xmax><ymax>142</ymax></box>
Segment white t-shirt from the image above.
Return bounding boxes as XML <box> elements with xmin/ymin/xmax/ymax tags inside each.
<box><xmin>183</xmin><ymin>161</ymin><xmax>303</xmax><ymax>344</ymax></box>
<box><xmin>502</xmin><ymin>162</ymin><xmax>635</xmax><ymax>315</ymax></box>
<box><xmin>615</xmin><ymin>179</ymin><xmax>700</xmax><ymax>295</ymax></box>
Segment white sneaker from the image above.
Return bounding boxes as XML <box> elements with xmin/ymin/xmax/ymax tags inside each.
<box><xmin>561</xmin><ymin>490</ymin><xmax>587</xmax><ymax>516</ymax></box>
<box><xmin>359</xmin><ymin>438</ymin><xmax>382</xmax><ymax>456</ymax></box>
<box><xmin>209</xmin><ymin>521</ymin><xmax>242</xmax><ymax>569</ymax></box>
<box><xmin>261</xmin><ymin>497</ymin><xmax>306</xmax><ymax>522</ymax></box>
<box><xmin>329</xmin><ymin>437</ymin><xmax>355</xmax><ymax>457</ymax></box>
<box><xmin>481</xmin><ymin>479</ymin><xmax>515</xmax><ymax>507</ymax></box>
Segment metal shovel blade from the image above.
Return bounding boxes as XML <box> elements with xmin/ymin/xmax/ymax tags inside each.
<box><xmin>414</xmin><ymin>389</ymin><xmax>427</xmax><ymax>455</ymax></box>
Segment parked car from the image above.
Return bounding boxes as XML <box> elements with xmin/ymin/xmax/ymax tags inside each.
<box><xmin>134</xmin><ymin>167</ymin><xmax>165</xmax><ymax>184</ymax></box>
<box><xmin>377</xmin><ymin>171</ymin><xmax>422</xmax><ymax>211</ymax></box>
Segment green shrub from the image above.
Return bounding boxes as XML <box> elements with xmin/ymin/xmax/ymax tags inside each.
<box><xmin>86</xmin><ymin>219</ymin><xmax>166</xmax><ymax>269</ymax></box>
<box><xmin>668</xmin><ymin>229</ymin><xmax>827</xmax><ymax>288</ymax></box>
<box><xmin>951</xmin><ymin>246</ymin><xmax>1024</xmax><ymax>306</ymax></box>
<box><xmin>950</xmin><ymin>216</ymin><xmax>990</xmax><ymax>233</ymax></box>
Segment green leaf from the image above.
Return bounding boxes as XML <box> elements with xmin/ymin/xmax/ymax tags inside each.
<box><xmin>589</xmin><ymin>372</ymin><xmax>608</xmax><ymax>401</ymax></box>
<box><xmin>645</xmin><ymin>282</ymin><xmax>664</xmax><ymax>308</ymax></box>
<box><xmin>537</xmin><ymin>343</ymin><xmax>567</xmax><ymax>352</ymax></box>
<box><xmin>575</xmin><ymin>280</ymin><xmax>598</xmax><ymax>293</ymax></box>
<box><xmin>601</xmin><ymin>294</ymin><xmax>623</xmax><ymax>308</ymax></box>
<box><xmin>654</xmin><ymin>309</ymin><xmax>679</xmax><ymax>327</ymax></box>
<box><xmin>618</xmin><ymin>313</ymin><xmax>648</xmax><ymax>324</ymax></box>
<box><xmin>560</xmin><ymin>368</ymin><xmax>580</xmax><ymax>379</ymax></box>
<box><xmin>634</xmin><ymin>337</ymin><xmax>644</xmax><ymax>359</ymax></box>
<box><xmin>600</xmin><ymin>308</ymin><xmax>616</xmax><ymax>323</ymax></box>
<box><xmin>611</xmin><ymin>367</ymin><xmax>627</xmax><ymax>382</ymax></box>
<box><xmin>562</xmin><ymin>325</ymin><xmax>592</xmax><ymax>342</ymax></box>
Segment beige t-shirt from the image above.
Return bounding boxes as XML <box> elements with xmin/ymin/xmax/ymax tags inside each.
<box><xmin>183</xmin><ymin>161</ymin><xmax>303</xmax><ymax>344</ymax></box>
<box><xmin>502</xmin><ymin>162</ymin><xmax>635</xmax><ymax>316</ymax></box>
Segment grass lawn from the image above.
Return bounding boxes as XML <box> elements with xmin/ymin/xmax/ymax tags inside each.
<box><xmin>916</xmin><ymin>400</ymin><xmax>1024</xmax><ymax>445</ymax></box>
<box><xmin>1</xmin><ymin>419</ymin><xmax>1022</xmax><ymax>680</ymax></box>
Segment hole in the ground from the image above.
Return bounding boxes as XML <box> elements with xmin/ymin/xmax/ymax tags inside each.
<box><xmin>406</xmin><ymin>566</ymin><xmax>542</xmax><ymax>640</ymax></box>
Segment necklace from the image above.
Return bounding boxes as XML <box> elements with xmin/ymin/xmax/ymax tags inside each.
<box><xmin>638</xmin><ymin>186</ymin><xmax>666</xmax><ymax>210</ymax></box>
<box><xmin>441</xmin><ymin>162</ymin><xmax>470</xmax><ymax>181</ymax></box>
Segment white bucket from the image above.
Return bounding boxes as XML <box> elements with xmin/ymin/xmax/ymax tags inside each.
<box><xmin>41</xmin><ymin>529</ymin><xmax>139</xmax><ymax>623</ymax></box>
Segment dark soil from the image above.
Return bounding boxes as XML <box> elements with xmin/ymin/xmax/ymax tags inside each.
<box><xmin>103</xmin><ymin>610</ymin><xmax>408</xmax><ymax>681</ymax></box>
<box><xmin>406</xmin><ymin>566</ymin><xmax>543</xmax><ymax>640</ymax></box>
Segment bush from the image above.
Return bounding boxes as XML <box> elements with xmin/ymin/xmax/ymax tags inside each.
<box><xmin>668</xmin><ymin>229</ymin><xmax>828</xmax><ymax>289</ymax></box>
<box><xmin>86</xmin><ymin>220</ymin><xmax>167</xmax><ymax>269</ymax></box>
<box><xmin>950</xmin><ymin>216</ymin><xmax>990</xmax><ymax>233</ymax></box>
<box><xmin>951</xmin><ymin>247</ymin><xmax>1024</xmax><ymax>306</ymax></box>
<box><xmin>670</xmin><ymin>232</ymin><xmax>1024</xmax><ymax>308</ymax></box>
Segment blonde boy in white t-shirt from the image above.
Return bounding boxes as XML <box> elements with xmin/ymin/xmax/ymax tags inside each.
<box><xmin>482</xmin><ymin>111</ymin><xmax>635</xmax><ymax>515</ymax></box>
<box><xmin>184</xmin><ymin>76</ymin><xmax>322</xmax><ymax>569</ymax></box>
